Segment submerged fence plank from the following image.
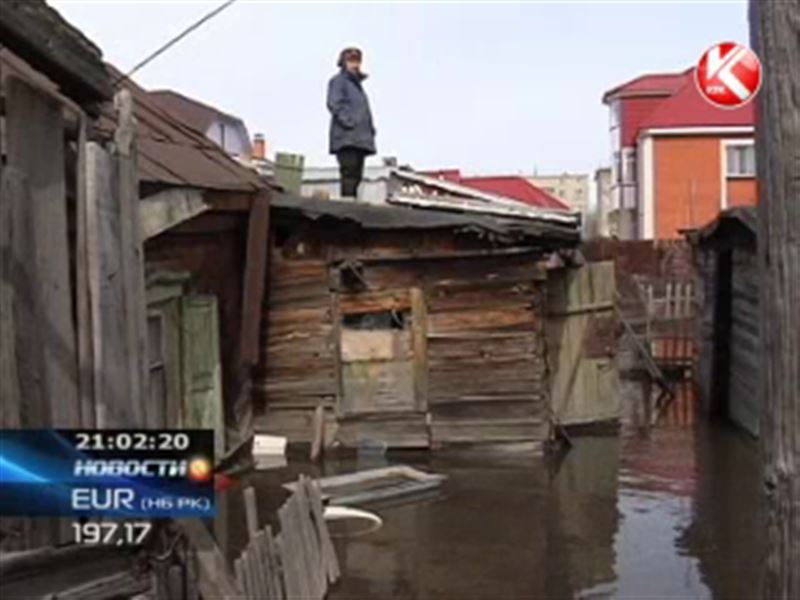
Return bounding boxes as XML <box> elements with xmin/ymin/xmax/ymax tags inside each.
<box><xmin>238</xmin><ymin>479</ymin><xmax>338</xmax><ymax>599</ymax></box>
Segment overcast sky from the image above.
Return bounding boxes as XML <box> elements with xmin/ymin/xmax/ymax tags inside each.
<box><xmin>51</xmin><ymin>0</ymin><xmax>749</xmax><ymax>174</ymax></box>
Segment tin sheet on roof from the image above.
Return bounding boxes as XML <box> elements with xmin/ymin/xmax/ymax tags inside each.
<box><xmin>271</xmin><ymin>192</ymin><xmax>579</xmax><ymax>244</ymax></box>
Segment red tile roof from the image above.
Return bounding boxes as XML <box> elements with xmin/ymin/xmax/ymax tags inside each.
<box><xmin>637</xmin><ymin>68</ymin><xmax>755</xmax><ymax>130</ymax></box>
<box><xmin>422</xmin><ymin>169</ymin><xmax>570</xmax><ymax>210</ymax></box>
<box><xmin>423</xmin><ymin>170</ymin><xmax>570</xmax><ymax>210</ymax></box>
<box><xmin>602</xmin><ymin>70</ymin><xmax>690</xmax><ymax>103</ymax></box>
<box><xmin>461</xmin><ymin>176</ymin><xmax>570</xmax><ymax>210</ymax></box>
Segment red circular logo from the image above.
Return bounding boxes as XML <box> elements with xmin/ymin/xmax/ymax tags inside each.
<box><xmin>695</xmin><ymin>42</ymin><xmax>762</xmax><ymax>108</ymax></box>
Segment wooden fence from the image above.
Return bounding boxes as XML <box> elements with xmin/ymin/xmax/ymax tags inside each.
<box><xmin>641</xmin><ymin>280</ymin><xmax>696</xmax><ymax>375</ymax></box>
<box><xmin>236</xmin><ymin>476</ymin><xmax>340</xmax><ymax>599</ymax></box>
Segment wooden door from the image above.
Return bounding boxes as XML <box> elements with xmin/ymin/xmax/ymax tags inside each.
<box><xmin>546</xmin><ymin>261</ymin><xmax>621</xmax><ymax>426</ymax></box>
<box><xmin>181</xmin><ymin>295</ymin><xmax>224</xmax><ymax>459</ymax></box>
<box><xmin>335</xmin><ymin>287</ymin><xmax>428</xmax><ymax>447</ymax></box>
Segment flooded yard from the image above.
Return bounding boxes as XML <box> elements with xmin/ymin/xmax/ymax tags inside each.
<box><xmin>225</xmin><ymin>383</ymin><xmax>764</xmax><ymax>599</ymax></box>
<box><xmin>325</xmin><ymin>390</ymin><xmax>763</xmax><ymax>599</ymax></box>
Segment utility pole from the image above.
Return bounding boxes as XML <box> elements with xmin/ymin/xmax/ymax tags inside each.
<box><xmin>749</xmin><ymin>1</ymin><xmax>800</xmax><ymax>597</ymax></box>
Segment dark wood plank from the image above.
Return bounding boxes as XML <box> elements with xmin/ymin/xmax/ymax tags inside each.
<box><xmin>241</xmin><ymin>189</ymin><xmax>271</xmax><ymax>364</ymax></box>
<box><xmin>410</xmin><ymin>287</ymin><xmax>429</xmax><ymax>412</ymax></box>
<box><xmin>0</xmin><ymin>165</ymin><xmax>22</xmax><ymax>427</ymax></box>
<box><xmin>750</xmin><ymin>1</ymin><xmax>800</xmax><ymax>595</ymax></box>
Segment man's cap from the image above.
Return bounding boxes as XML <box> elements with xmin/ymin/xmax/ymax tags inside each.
<box><xmin>338</xmin><ymin>47</ymin><xmax>363</xmax><ymax>67</ymax></box>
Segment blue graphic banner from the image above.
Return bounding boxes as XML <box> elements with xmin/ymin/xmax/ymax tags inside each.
<box><xmin>0</xmin><ymin>430</ymin><xmax>215</xmax><ymax>517</ymax></box>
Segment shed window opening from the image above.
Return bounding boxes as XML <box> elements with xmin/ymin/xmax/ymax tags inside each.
<box><xmin>146</xmin><ymin>313</ymin><xmax>167</xmax><ymax>425</ymax></box>
<box><xmin>342</xmin><ymin>309</ymin><xmax>409</xmax><ymax>331</ymax></box>
<box><xmin>726</xmin><ymin>144</ymin><xmax>755</xmax><ymax>177</ymax></box>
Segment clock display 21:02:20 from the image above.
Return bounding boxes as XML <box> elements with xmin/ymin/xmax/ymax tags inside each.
<box><xmin>74</xmin><ymin>431</ymin><xmax>191</xmax><ymax>452</ymax></box>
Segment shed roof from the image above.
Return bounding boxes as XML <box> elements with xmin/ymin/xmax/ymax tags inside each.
<box><xmin>97</xmin><ymin>67</ymin><xmax>265</xmax><ymax>193</ymax></box>
<box><xmin>271</xmin><ymin>192</ymin><xmax>579</xmax><ymax>245</ymax></box>
<box><xmin>149</xmin><ymin>89</ymin><xmax>247</xmax><ymax>133</ymax></box>
<box><xmin>689</xmin><ymin>206</ymin><xmax>757</xmax><ymax>246</ymax></box>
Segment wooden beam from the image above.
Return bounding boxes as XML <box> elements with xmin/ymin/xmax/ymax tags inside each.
<box><xmin>139</xmin><ymin>187</ymin><xmax>208</xmax><ymax>240</ymax></box>
<box><xmin>410</xmin><ymin>287</ymin><xmax>429</xmax><ymax>413</ymax></box>
<box><xmin>239</xmin><ymin>189</ymin><xmax>271</xmax><ymax>364</ymax></box>
<box><xmin>75</xmin><ymin>114</ymin><xmax>95</xmax><ymax>428</ymax></box>
<box><xmin>750</xmin><ymin>1</ymin><xmax>800</xmax><ymax>596</ymax></box>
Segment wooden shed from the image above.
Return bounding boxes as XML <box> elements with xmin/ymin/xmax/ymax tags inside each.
<box><xmin>94</xmin><ymin>70</ymin><xmax>272</xmax><ymax>456</ymax></box>
<box><xmin>689</xmin><ymin>207</ymin><xmax>759</xmax><ymax>437</ymax></box>
<box><xmin>253</xmin><ymin>175</ymin><xmax>620</xmax><ymax>450</ymax></box>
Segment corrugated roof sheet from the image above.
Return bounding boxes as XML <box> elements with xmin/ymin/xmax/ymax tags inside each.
<box><xmin>271</xmin><ymin>192</ymin><xmax>579</xmax><ymax>245</ymax></box>
<box><xmin>97</xmin><ymin>66</ymin><xmax>265</xmax><ymax>193</ymax></box>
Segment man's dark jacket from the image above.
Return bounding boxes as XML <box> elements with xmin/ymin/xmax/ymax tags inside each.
<box><xmin>327</xmin><ymin>69</ymin><xmax>376</xmax><ymax>155</ymax></box>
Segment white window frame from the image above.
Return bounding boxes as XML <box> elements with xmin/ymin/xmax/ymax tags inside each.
<box><xmin>724</xmin><ymin>139</ymin><xmax>756</xmax><ymax>178</ymax></box>
<box><xmin>721</xmin><ymin>139</ymin><xmax>756</xmax><ymax>209</ymax></box>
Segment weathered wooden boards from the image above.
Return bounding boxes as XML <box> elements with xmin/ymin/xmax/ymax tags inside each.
<box><xmin>256</xmin><ymin>228</ymin><xmax>557</xmax><ymax>447</ymax></box>
<box><xmin>235</xmin><ymin>478</ymin><xmax>340</xmax><ymax>599</ymax></box>
<box><xmin>547</xmin><ymin>261</ymin><xmax>621</xmax><ymax>426</ymax></box>
<box><xmin>0</xmin><ymin>166</ymin><xmax>23</xmax><ymax>427</ymax></box>
<box><xmin>424</xmin><ymin>257</ymin><xmax>549</xmax><ymax>446</ymax></box>
<box><xmin>3</xmin><ymin>77</ymin><xmax>79</xmax><ymax>428</ymax></box>
<box><xmin>85</xmin><ymin>137</ymin><xmax>149</xmax><ymax>428</ymax></box>
<box><xmin>750</xmin><ymin>1</ymin><xmax>800</xmax><ymax>595</ymax></box>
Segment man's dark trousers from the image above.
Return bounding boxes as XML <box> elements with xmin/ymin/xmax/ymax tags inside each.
<box><xmin>336</xmin><ymin>147</ymin><xmax>367</xmax><ymax>197</ymax></box>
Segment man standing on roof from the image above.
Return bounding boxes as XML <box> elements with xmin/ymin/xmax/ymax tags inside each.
<box><xmin>327</xmin><ymin>47</ymin><xmax>376</xmax><ymax>199</ymax></box>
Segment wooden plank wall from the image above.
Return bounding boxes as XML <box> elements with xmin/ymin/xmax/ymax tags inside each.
<box><xmin>254</xmin><ymin>245</ymin><xmax>337</xmax><ymax>441</ymax></box>
<box><xmin>256</xmin><ymin>227</ymin><xmax>552</xmax><ymax>448</ymax></box>
<box><xmin>4</xmin><ymin>77</ymin><xmax>79</xmax><ymax>428</ymax></box>
<box><xmin>727</xmin><ymin>246</ymin><xmax>760</xmax><ymax>437</ymax></box>
<box><xmin>423</xmin><ymin>255</ymin><xmax>549</xmax><ymax>445</ymax></box>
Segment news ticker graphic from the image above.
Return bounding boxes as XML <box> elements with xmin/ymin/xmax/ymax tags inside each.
<box><xmin>0</xmin><ymin>429</ymin><xmax>215</xmax><ymax>518</ymax></box>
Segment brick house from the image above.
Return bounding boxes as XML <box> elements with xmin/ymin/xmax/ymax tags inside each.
<box><xmin>603</xmin><ymin>68</ymin><xmax>756</xmax><ymax>239</ymax></box>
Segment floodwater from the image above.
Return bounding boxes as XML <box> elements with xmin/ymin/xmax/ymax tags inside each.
<box><xmin>224</xmin><ymin>381</ymin><xmax>765</xmax><ymax>599</ymax></box>
<box><xmin>325</xmin><ymin>384</ymin><xmax>765</xmax><ymax>600</ymax></box>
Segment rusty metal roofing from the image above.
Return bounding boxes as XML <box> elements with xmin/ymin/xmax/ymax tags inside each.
<box><xmin>271</xmin><ymin>192</ymin><xmax>580</xmax><ymax>245</ymax></box>
<box><xmin>97</xmin><ymin>67</ymin><xmax>265</xmax><ymax>193</ymax></box>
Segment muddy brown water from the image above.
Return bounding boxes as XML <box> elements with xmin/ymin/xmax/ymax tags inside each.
<box><xmin>225</xmin><ymin>384</ymin><xmax>764</xmax><ymax>599</ymax></box>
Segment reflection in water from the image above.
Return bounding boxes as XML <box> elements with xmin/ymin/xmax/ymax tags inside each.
<box><xmin>325</xmin><ymin>383</ymin><xmax>763</xmax><ymax>599</ymax></box>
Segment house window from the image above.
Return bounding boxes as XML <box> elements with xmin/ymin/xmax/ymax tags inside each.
<box><xmin>609</xmin><ymin>100</ymin><xmax>620</xmax><ymax>129</ymax></box>
<box><xmin>726</xmin><ymin>143</ymin><xmax>755</xmax><ymax>177</ymax></box>
<box><xmin>622</xmin><ymin>150</ymin><xmax>636</xmax><ymax>184</ymax></box>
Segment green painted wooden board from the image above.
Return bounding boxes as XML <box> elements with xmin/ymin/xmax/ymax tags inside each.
<box><xmin>181</xmin><ymin>295</ymin><xmax>225</xmax><ymax>460</ymax></box>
